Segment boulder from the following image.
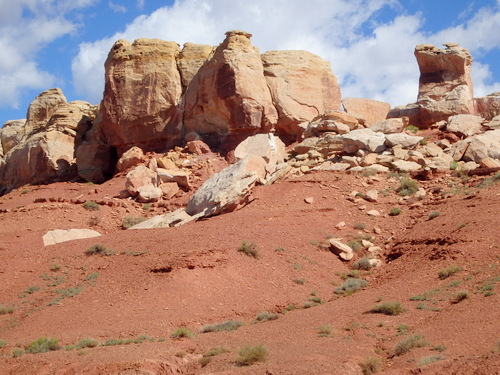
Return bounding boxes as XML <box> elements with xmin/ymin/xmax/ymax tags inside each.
<box><xmin>76</xmin><ymin>142</ymin><xmax>116</xmax><ymax>183</ymax></box>
<box><xmin>186</xmin><ymin>155</ymin><xmax>267</xmax><ymax>217</ymax></box>
<box><xmin>370</xmin><ymin>118</ymin><xmax>408</xmax><ymax>134</ymax></box>
<box><xmin>262</xmin><ymin>50</ymin><xmax>341</xmax><ymax>138</ymax></box>
<box><xmin>341</xmin><ymin>128</ymin><xmax>387</xmax><ymax>154</ymax></box>
<box><xmin>185</xmin><ymin>140</ymin><xmax>211</xmax><ymax>155</ymax></box>
<box><xmin>116</xmin><ymin>146</ymin><xmax>145</xmax><ymax>172</ymax></box>
<box><xmin>129</xmin><ymin>208</ymin><xmax>198</xmax><ymax>229</ymax></box>
<box><xmin>303</xmin><ymin>112</ymin><xmax>358</xmax><ymax>138</ymax></box>
<box><xmin>385</xmin><ymin>133</ymin><xmax>423</xmax><ymax>149</ymax></box>
<box><xmin>176</xmin><ymin>43</ymin><xmax>214</xmax><ymax>90</ymax></box>
<box><xmin>125</xmin><ymin>165</ymin><xmax>158</xmax><ymax>197</ymax></box>
<box><xmin>157</xmin><ymin>168</ymin><xmax>190</xmax><ymax>188</ymax></box>
<box><xmin>446</xmin><ymin>114</ymin><xmax>484</xmax><ymax>138</ymax></box>
<box><xmin>294</xmin><ymin>134</ymin><xmax>343</xmax><ymax>156</ymax></box>
<box><xmin>159</xmin><ymin>182</ymin><xmax>179</xmax><ymax>199</ymax></box>
<box><xmin>328</xmin><ymin>238</ymin><xmax>353</xmax><ymax>261</ymax></box>
<box><xmin>486</xmin><ymin>115</ymin><xmax>500</xmax><ymax>130</ymax></box>
<box><xmin>463</xmin><ymin>129</ymin><xmax>500</xmax><ymax>163</ymax></box>
<box><xmin>342</xmin><ymin>98</ymin><xmax>391</xmax><ymax>126</ymax></box>
<box><xmin>137</xmin><ymin>185</ymin><xmax>163</xmax><ymax>203</ymax></box>
<box><xmin>387</xmin><ymin>102</ymin><xmax>421</xmax><ymax>126</ymax></box>
<box><xmin>183</xmin><ymin>31</ymin><xmax>278</xmax><ymax>137</ymax></box>
<box><xmin>415</xmin><ymin>43</ymin><xmax>474</xmax><ymax>126</ymax></box>
<box><xmin>94</xmin><ymin>38</ymin><xmax>183</xmax><ymax>153</ymax></box>
<box><xmin>391</xmin><ymin>160</ymin><xmax>422</xmax><ymax>172</ymax></box>
<box><xmin>1</xmin><ymin>120</ymin><xmax>25</xmax><ymax>154</ymax></box>
<box><xmin>43</xmin><ymin>229</ymin><xmax>101</xmax><ymax>246</ymax></box>
<box><xmin>474</xmin><ymin>92</ymin><xmax>500</xmax><ymax>120</ymax></box>
<box><xmin>234</xmin><ymin>134</ymin><xmax>286</xmax><ymax>173</ymax></box>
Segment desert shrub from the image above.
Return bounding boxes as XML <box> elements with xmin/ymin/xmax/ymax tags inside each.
<box><xmin>359</xmin><ymin>356</ymin><xmax>382</xmax><ymax>374</ymax></box>
<box><xmin>83</xmin><ymin>200</ymin><xmax>100</xmax><ymax>211</ymax></box>
<box><xmin>355</xmin><ymin>222</ymin><xmax>366</xmax><ymax>230</ymax></box>
<box><xmin>450</xmin><ymin>160</ymin><xmax>459</xmax><ymax>170</ymax></box>
<box><xmin>317</xmin><ymin>325</ymin><xmax>333</xmax><ymax>337</ymax></box>
<box><xmin>418</xmin><ymin>355</ymin><xmax>443</xmax><ymax>366</ymax></box>
<box><xmin>293</xmin><ymin>278</ymin><xmax>305</xmax><ymax>285</ymax></box>
<box><xmin>252</xmin><ymin>311</ymin><xmax>278</xmax><ymax>324</ymax></box>
<box><xmin>450</xmin><ymin>290</ymin><xmax>469</xmax><ymax>304</ymax></box>
<box><xmin>171</xmin><ymin>327</ymin><xmax>195</xmax><ymax>339</ymax></box>
<box><xmin>335</xmin><ymin>278</ymin><xmax>367</xmax><ymax>295</ymax></box>
<box><xmin>24</xmin><ymin>286</ymin><xmax>40</xmax><ymax>295</ymax></box>
<box><xmin>396</xmin><ymin>178</ymin><xmax>419</xmax><ymax>196</ymax></box>
<box><xmin>12</xmin><ymin>348</ymin><xmax>23</xmax><ymax>357</ymax></box>
<box><xmin>406</xmin><ymin>125</ymin><xmax>419</xmax><ymax>133</ymax></box>
<box><xmin>200</xmin><ymin>320</ymin><xmax>244</xmax><ymax>333</ymax></box>
<box><xmin>235</xmin><ymin>344</ymin><xmax>268</xmax><ymax>366</ymax></box>
<box><xmin>84</xmin><ymin>244</ymin><xmax>115</xmax><ymax>256</ymax></box>
<box><xmin>353</xmin><ymin>257</ymin><xmax>373</xmax><ymax>271</ymax></box>
<box><xmin>25</xmin><ymin>337</ymin><xmax>60</xmax><ymax>354</ymax></box>
<box><xmin>50</xmin><ymin>263</ymin><xmax>61</xmax><ymax>272</ymax></box>
<box><xmin>122</xmin><ymin>216</ymin><xmax>147</xmax><ymax>229</ymax></box>
<box><xmin>0</xmin><ymin>339</ymin><xmax>7</xmax><ymax>348</ymax></box>
<box><xmin>389</xmin><ymin>207</ymin><xmax>402</xmax><ymax>216</ymax></box>
<box><xmin>237</xmin><ymin>241</ymin><xmax>259</xmax><ymax>259</ymax></box>
<box><xmin>393</xmin><ymin>335</ymin><xmax>428</xmax><ymax>356</ymax></box>
<box><xmin>347</xmin><ymin>240</ymin><xmax>362</xmax><ymax>251</ymax></box>
<box><xmin>428</xmin><ymin>210</ymin><xmax>440</xmax><ymax>220</ymax></box>
<box><xmin>75</xmin><ymin>338</ymin><xmax>99</xmax><ymax>349</ymax></box>
<box><xmin>371</xmin><ymin>301</ymin><xmax>405</xmax><ymax>315</ymax></box>
<box><xmin>0</xmin><ymin>305</ymin><xmax>14</xmax><ymax>315</ymax></box>
<box><xmin>438</xmin><ymin>264</ymin><xmax>462</xmax><ymax>279</ymax></box>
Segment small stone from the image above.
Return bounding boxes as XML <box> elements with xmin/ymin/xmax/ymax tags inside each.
<box><xmin>304</xmin><ymin>197</ymin><xmax>314</xmax><ymax>204</ymax></box>
<box><xmin>361</xmin><ymin>239</ymin><xmax>373</xmax><ymax>248</ymax></box>
<box><xmin>300</xmin><ymin>165</ymin><xmax>310</xmax><ymax>173</ymax></box>
<box><xmin>335</xmin><ymin>221</ymin><xmax>346</xmax><ymax>229</ymax></box>
<box><xmin>367</xmin><ymin>209</ymin><xmax>381</xmax><ymax>217</ymax></box>
<box><xmin>364</xmin><ymin>189</ymin><xmax>378</xmax><ymax>202</ymax></box>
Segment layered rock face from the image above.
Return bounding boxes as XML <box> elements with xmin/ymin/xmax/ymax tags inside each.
<box><xmin>262</xmin><ymin>50</ymin><xmax>341</xmax><ymax>138</ymax></box>
<box><xmin>94</xmin><ymin>38</ymin><xmax>184</xmax><ymax>153</ymax></box>
<box><xmin>415</xmin><ymin>43</ymin><xmax>474</xmax><ymax>126</ymax></box>
<box><xmin>176</xmin><ymin>43</ymin><xmax>214</xmax><ymax>91</ymax></box>
<box><xmin>183</xmin><ymin>30</ymin><xmax>278</xmax><ymax>137</ymax></box>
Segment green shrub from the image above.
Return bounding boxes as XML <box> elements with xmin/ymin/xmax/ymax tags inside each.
<box><xmin>353</xmin><ymin>257</ymin><xmax>373</xmax><ymax>271</ymax></box>
<box><xmin>317</xmin><ymin>325</ymin><xmax>333</xmax><ymax>337</ymax></box>
<box><xmin>418</xmin><ymin>355</ymin><xmax>443</xmax><ymax>367</ymax></box>
<box><xmin>200</xmin><ymin>320</ymin><xmax>243</xmax><ymax>333</ymax></box>
<box><xmin>438</xmin><ymin>264</ymin><xmax>462</xmax><ymax>279</ymax></box>
<box><xmin>122</xmin><ymin>216</ymin><xmax>147</xmax><ymax>229</ymax></box>
<box><xmin>450</xmin><ymin>290</ymin><xmax>469</xmax><ymax>304</ymax></box>
<box><xmin>406</xmin><ymin>125</ymin><xmax>419</xmax><ymax>133</ymax></box>
<box><xmin>293</xmin><ymin>278</ymin><xmax>305</xmax><ymax>285</ymax></box>
<box><xmin>12</xmin><ymin>348</ymin><xmax>23</xmax><ymax>358</ymax></box>
<box><xmin>252</xmin><ymin>311</ymin><xmax>278</xmax><ymax>324</ymax></box>
<box><xmin>25</xmin><ymin>337</ymin><xmax>60</xmax><ymax>354</ymax></box>
<box><xmin>50</xmin><ymin>263</ymin><xmax>61</xmax><ymax>272</ymax></box>
<box><xmin>428</xmin><ymin>210</ymin><xmax>440</xmax><ymax>220</ymax></box>
<box><xmin>450</xmin><ymin>160</ymin><xmax>459</xmax><ymax>170</ymax></box>
<box><xmin>389</xmin><ymin>207</ymin><xmax>402</xmax><ymax>216</ymax></box>
<box><xmin>335</xmin><ymin>278</ymin><xmax>367</xmax><ymax>295</ymax></box>
<box><xmin>355</xmin><ymin>222</ymin><xmax>366</xmax><ymax>230</ymax></box>
<box><xmin>24</xmin><ymin>286</ymin><xmax>40</xmax><ymax>295</ymax></box>
<box><xmin>83</xmin><ymin>200</ymin><xmax>100</xmax><ymax>211</ymax></box>
<box><xmin>0</xmin><ymin>304</ymin><xmax>14</xmax><ymax>314</ymax></box>
<box><xmin>75</xmin><ymin>338</ymin><xmax>99</xmax><ymax>349</ymax></box>
<box><xmin>171</xmin><ymin>327</ymin><xmax>195</xmax><ymax>339</ymax></box>
<box><xmin>235</xmin><ymin>344</ymin><xmax>268</xmax><ymax>366</ymax></box>
<box><xmin>84</xmin><ymin>244</ymin><xmax>115</xmax><ymax>256</ymax></box>
<box><xmin>359</xmin><ymin>356</ymin><xmax>382</xmax><ymax>374</ymax></box>
<box><xmin>396</xmin><ymin>178</ymin><xmax>419</xmax><ymax>196</ymax></box>
<box><xmin>0</xmin><ymin>339</ymin><xmax>7</xmax><ymax>348</ymax></box>
<box><xmin>371</xmin><ymin>301</ymin><xmax>405</xmax><ymax>315</ymax></box>
<box><xmin>347</xmin><ymin>240</ymin><xmax>362</xmax><ymax>251</ymax></box>
<box><xmin>394</xmin><ymin>335</ymin><xmax>428</xmax><ymax>356</ymax></box>
<box><xmin>238</xmin><ymin>241</ymin><xmax>260</xmax><ymax>259</ymax></box>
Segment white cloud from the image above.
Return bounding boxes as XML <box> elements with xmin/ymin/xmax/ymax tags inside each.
<box><xmin>109</xmin><ymin>1</ymin><xmax>127</xmax><ymax>13</ymax></box>
<box><xmin>137</xmin><ymin>0</ymin><xmax>145</xmax><ymax>10</ymax></box>
<box><xmin>65</xmin><ymin>0</ymin><xmax>500</xmax><ymax>108</ymax></box>
<box><xmin>0</xmin><ymin>0</ymin><xmax>97</xmax><ymax>108</ymax></box>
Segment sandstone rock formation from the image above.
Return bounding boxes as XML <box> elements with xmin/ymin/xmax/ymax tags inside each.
<box><xmin>94</xmin><ymin>38</ymin><xmax>183</xmax><ymax>153</ymax></box>
<box><xmin>176</xmin><ymin>43</ymin><xmax>214</xmax><ymax>90</ymax></box>
<box><xmin>183</xmin><ymin>30</ymin><xmax>278</xmax><ymax>138</ymax></box>
<box><xmin>342</xmin><ymin>98</ymin><xmax>391</xmax><ymax>126</ymax></box>
<box><xmin>415</xmin><ymin>43</ymin><xmax>474</xmax><ymax>126</ymax></box>
<box><xmin>24</xmin><ymin>88</ymin><xmax>67</xmax><ymax>137</ymax></box>
<box><xmin>474</xmin><ymin>92</ymin><xmax>500</xmax><ymax>120</ymax></box>
<box><xmin>1</xmin><ymin>120</ymin><xmax>25</xmax><ymax>155</ymax></box>
<box><xmin>43</xmin><ymin>229</ymin><xmax>101</xmax><ymax>246</ymax></box>
<box><xmin>262</xmin><ymin>50</ymin><xmax>341</xmax><ymax>138</ymax></box>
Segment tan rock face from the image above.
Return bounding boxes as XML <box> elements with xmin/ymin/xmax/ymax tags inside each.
<box><xmin>183</xmin><ymin>30</ymin><xmax>278</xmax><ymax>137</ymax></box>
<box><xmin>24</xmin><ymin>88</ymin><xmax>67</xmax><ymax>137</ymax></box>
<box><xmin>262</xmin><ymin>50</ymin><xmax>341</xmax><ymax>139</ymax></box>
<box><xmin>342</xmin><ymin>98</ymin><xmax>390</xmax><ymax>126</ymax></box>
<box><xmin>176</xmin><ymin>43</ymin><xmax>214</xmax><ymax>91</ymax></box>
<box><xmin>474</xmin><ymin>92</ymin><xmax>500</xmax><ymax>121</ymax></box>
<box><xmin>95</xmin><ymin>38</ymin><xmax>183</xmax><ymax>152</ymax></box>
<box><xmin>1</xmin><ymin>120</ymin><xmax>25</xmax><ymax>154</ymax></box>
<box><xmin>415</xmin><ymin>43</ymin><xmax>474</xmax><ymax>126</ymax></box>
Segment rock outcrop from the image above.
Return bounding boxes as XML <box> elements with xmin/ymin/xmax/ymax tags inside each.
<box><xmin>342</xmin><ymin>98</ymin><xmax>391</xmax><ymax>126</ymax></box>
<box><xmin>176</xmin><ymin>43</ymin><xmax>214</xmax><ymax>90</ymax></box>
<box><xmin>1</xmin><ymin>120</ymin><xmax>25</xmax><ymax>155</ymax></box>
<box><xmin>94</xmin><ymin>38</ymin><xmax>183</xmax><ymax>153</ymax></box>
<box><xmin>262</xmin><ymin>50</ymin><xmax>341</xmax><ymax>139</ymax></box>
<box><xmin>415</xmin><ymin>43</ymin><xmax>474</xmax><ymax>126</ymax></box>
<box><xmin>183</xmin><ymin>30</ymin><xmax>278</xmax><ymax>139</ymax></box>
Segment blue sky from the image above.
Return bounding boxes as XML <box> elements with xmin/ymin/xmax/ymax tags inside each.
<box><xmin>1</xmin><ymin>0</ymin><xmax>500</xmax><ymax>127</ymax></box>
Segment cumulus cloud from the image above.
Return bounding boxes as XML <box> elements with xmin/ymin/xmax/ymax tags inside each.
<box><xmin>109</xmin><ymin>1</ymin><xmax>127</xmax><ymax>13</ymax></box>
<box><xmin>0</xmin><ymin>0</ymin><xmax>97</xmax><ymax>108</ymax></box>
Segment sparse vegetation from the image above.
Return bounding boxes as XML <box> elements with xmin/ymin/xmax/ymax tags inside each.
<box><xmin>347</xmin><ymin>240</ymin><xmax>362</xmax><ymax>251</ymax></box>
<box><xmin>84</xmin><ymin>244</ymin><xmax>115</xmax><ymax>256</ymax></box>
<box><xmin>389</xmin><ymin>207</ymin><xmax>402</xmax><ymax>216</ymax></box>
<box><xmin>122</xmin><ymin>216</ymin><xmax>147</xmax><ymax>229</ymax></box>
<box><xmin>450</xmin><ymin>290</ymin><xmax>469</xmax><ymax>304</ymax></box>
<box><xmin>235</xmin><ymin>344</ymin><xmax>268</xmax><ymax>366</ymax></box>
<box><xmin>406</xmin><ymin>125</ymin><xmax>419</xmax><ymax>133</ymax></box>
<box><xmin>275</xmin><ymin>246</ymin><xmax>285</xmax><ymax>252</ymax></box>
<box><xmin>317</xmin><ymin>325</ymin><xmax>333</xmax><ymax>337</ymax></box>
<box><xmin>12</xmin><ymin>348</ymin><xmax>23</xmax><ymax>358</ymax></box>
<box><xmin>200</xmin><ymin>320</ymin><xmax>244</xmax><ymax>333</ymax></box>
<box><xmin>438</xmin><ymin>264</ymin><xmax>462</xmax><ymax>279</ymax></box>
<box><xmin>237</xmin><ymin>241</ymin><xmax>260</xmax><ymax>259</ymax></box>
<box><xmin>335</xmin><ymin>278</ymin><xmax>368</xmax><ymax>295</ymax></box>
<box><xmin>25</xmin><ymin>337</ymin><xmax>60</xmax><ymax>354</ymax></box>
<box><xmin>50</xmin><ymin>263</ymin><xmax>61</xmax><ymax>272</ymax></box>
<box><xmin>353</xmin><ymin>257</ymin><xmax>373</xmax><ymax>271</ymax></box>
<box><xmin>293</xmin><ymin>278</ymin><xmax>306</xmax><ymax>285</ymax></box>
<box><xmin>0</xmin><ymin>339</ymin><xmax>7</xmax><ymax>348</ymax></box>
<box><xmin>74</xmin><ymin>338</ymin><xmax>99</xmax><ymax>349</ymax></box>
<box><xmin>418</xmin><ymin>355</ymin><xmax>443</xmax><ymax>367</ymax></box>
<box><xmin>371</xmin><ymin>301</ymin><xmax>405</xmax><ymax>316</ymax></box>
<box><xmin>83</xmin><ymin>200</ymin><xmax>100</xmax><ymax>211</ymax></box>
<box><xmin>355</xmin><ymin>222</ymin><xmax>366</xmax><ymax>230</ymax></box>
<box><xmin>0</xmin><ymin>304</ymin><xmax>14</xmax><ymax>314</ymax></box>
<box><xmin>200</xmin><ymin>346</ymin><xmax>231</xmax><ymax>367</ymax></box>
<box><xmin>396</xmin><ymin>178</ymin><xmax>419</xmax><ymax>196</ymax></box>
<box><xmin>252</xmin><ymin>311</ymin><xmax>278</xmax><ymax>324</ymax></box>
<box><xmin>24</xmin><ymin>286</ymin><xmax>40</xmax><ymax>295</ymax></box>
<box><xmin>428</xmin><ymin>210</ymin><xmax>440</xmax><ymax>220</ymax></box>
<box><xmin>171</xmin><ymin>327</ymin><xmax>195</xmax><ymax>339</ymax></box>
<box><xmin>393</xmin><ymin>335</ymin><xmax>428</xmax><ymax>356</ymax></box>
<box><xmin>359</xmin><ymin>356</ymin><xmax>383</xmax><ymax>374</ymax></box>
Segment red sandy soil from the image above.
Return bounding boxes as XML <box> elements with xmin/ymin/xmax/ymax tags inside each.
<box><xmin>0</xmin><ymin>169</ymin><xmax>499</xmax><ymax>374</ymax></box>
